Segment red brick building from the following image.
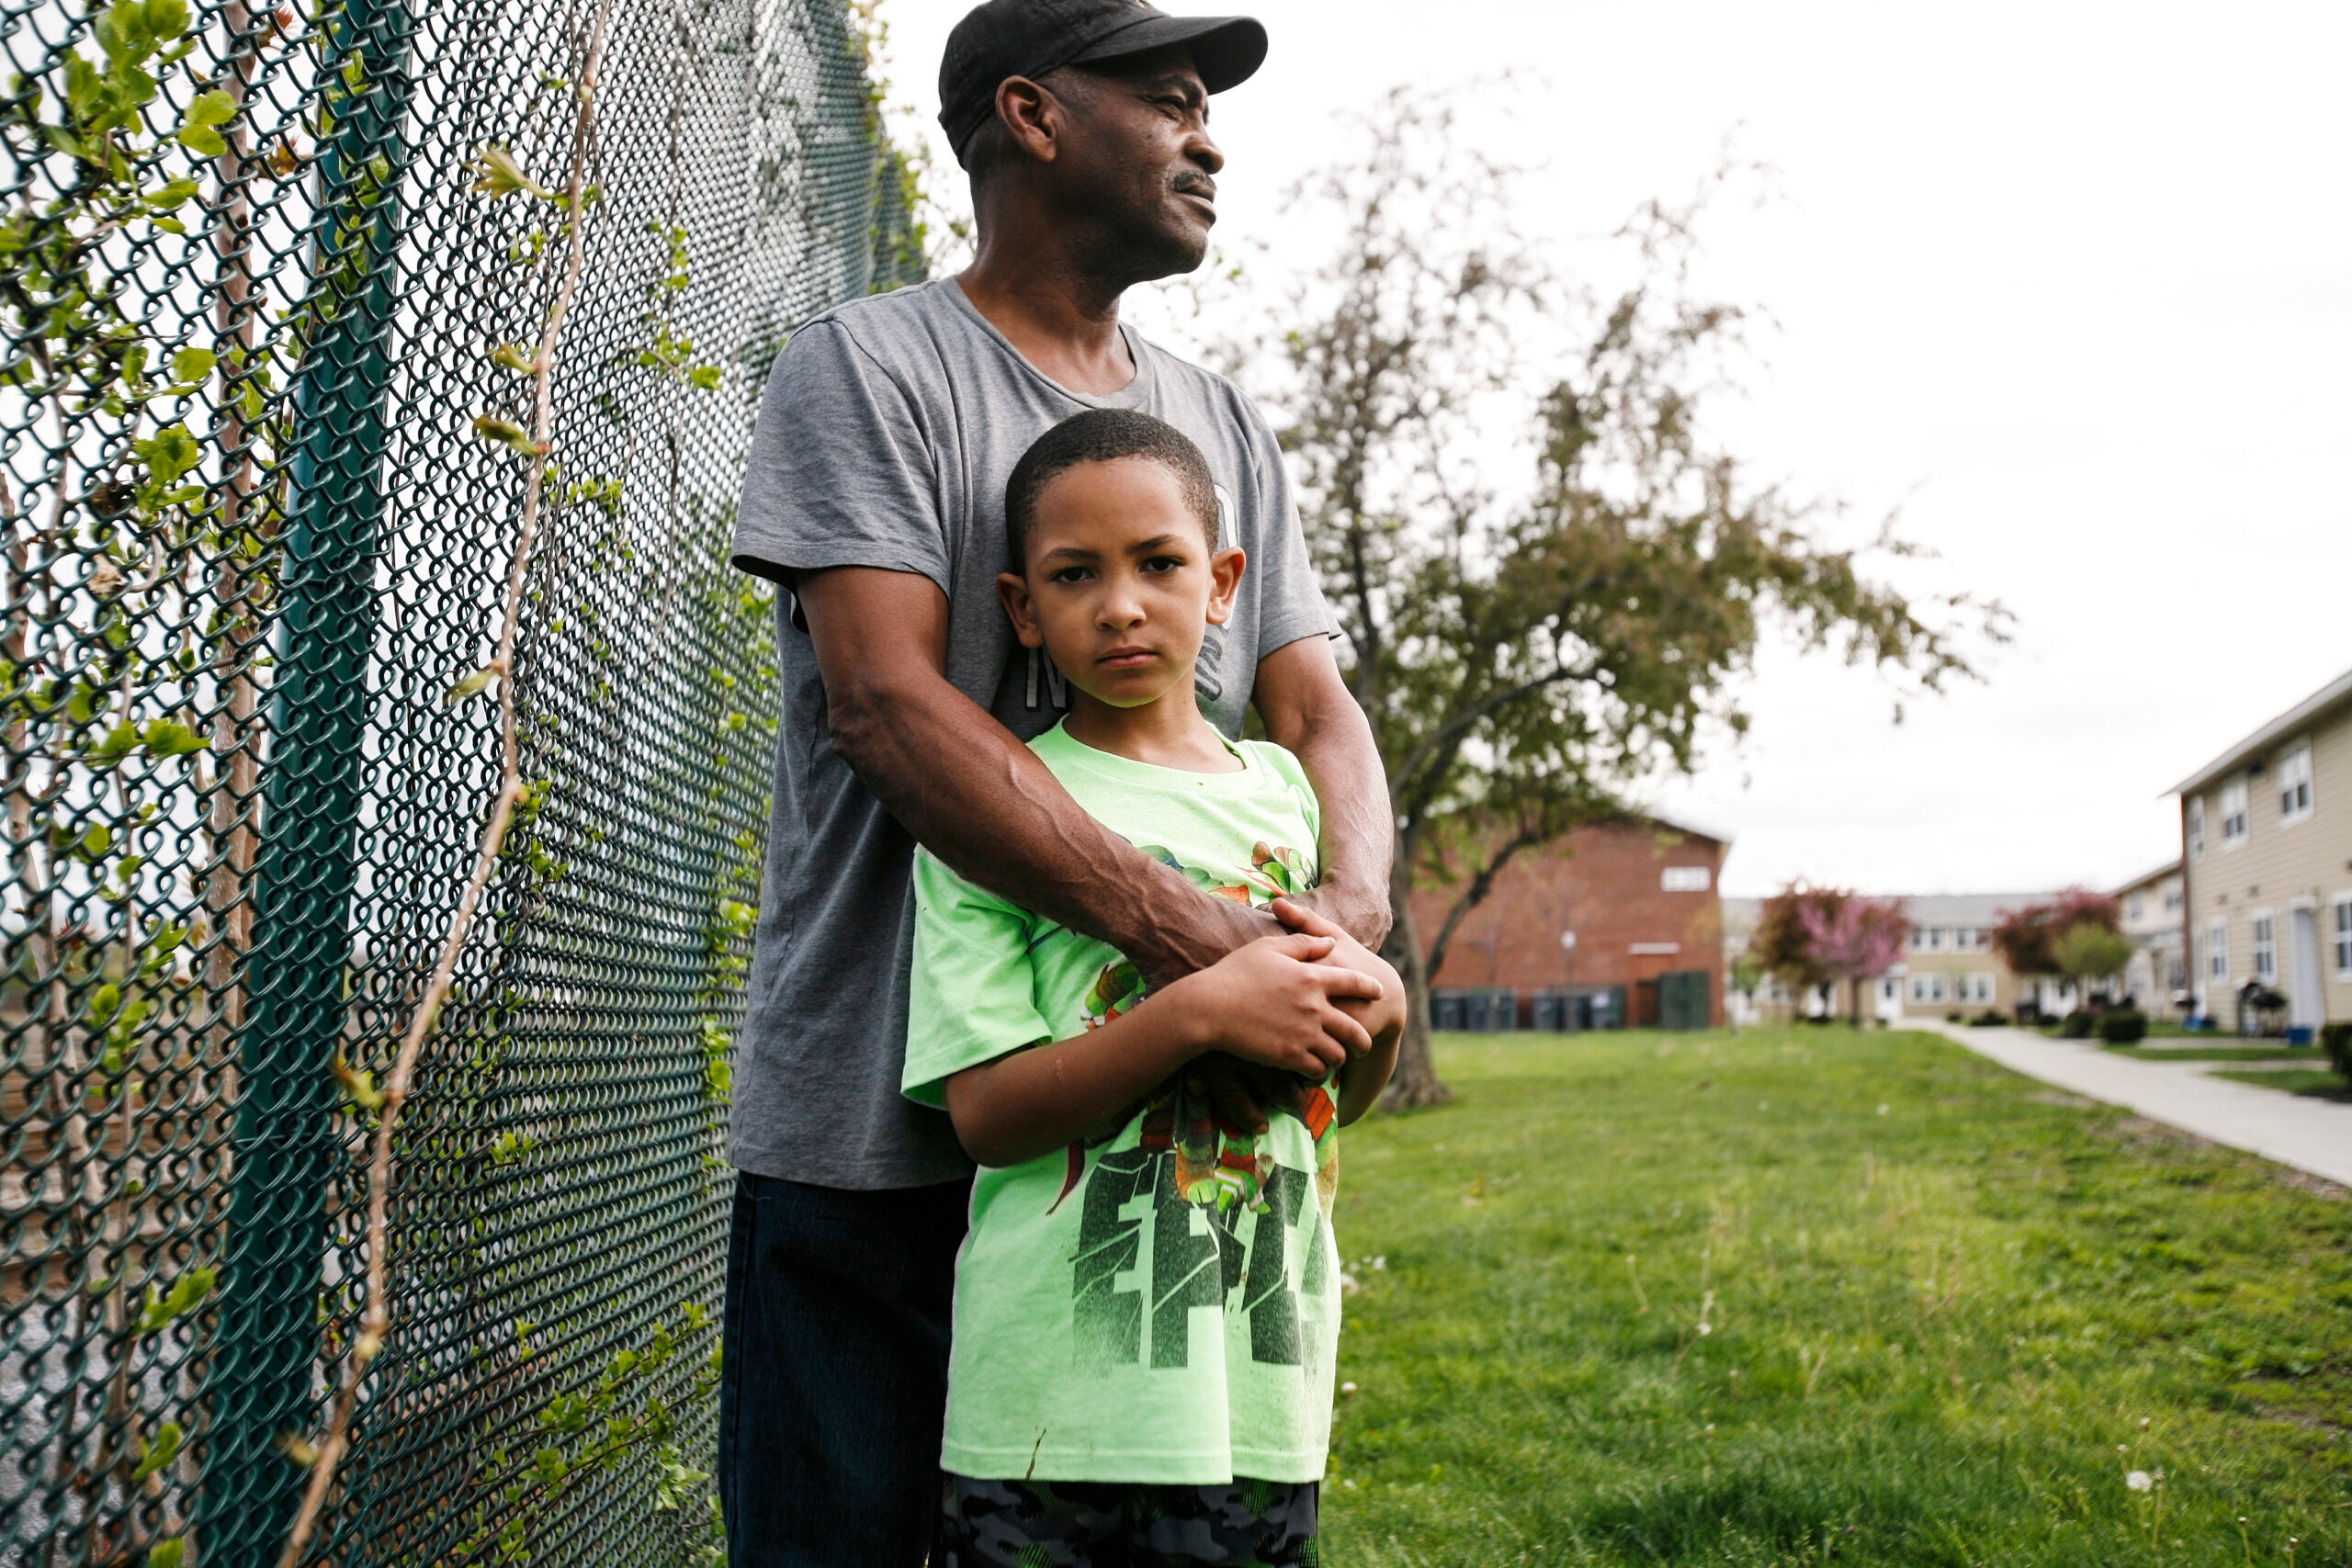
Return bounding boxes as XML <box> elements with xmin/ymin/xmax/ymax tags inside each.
<box><xmin>1409</xmin><ymin>816</ymin><xmax>1731</xmax><ymax>1030</ymax></box>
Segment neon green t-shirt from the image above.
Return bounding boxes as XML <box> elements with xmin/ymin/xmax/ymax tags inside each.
<box><xmin>904</xmin><ymin>720</ymin><xmax>1343</xmax><ymax>1484</ymax></box>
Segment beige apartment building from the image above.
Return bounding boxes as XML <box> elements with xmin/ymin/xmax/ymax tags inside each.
<box><xmin>2115</xmin><ymin>861</ymin><xmax>2187</xmax><ymax>1012</ymax></box>
<box><xmin>1724</xmin><ymin>892</ymin><xmax>2054</xmax><ymax>1022</ymax></box>
<box><xmin>2176</xmin><ymin>666</ymin><xmax>2352</xmax><ymax>1035</ymax></box>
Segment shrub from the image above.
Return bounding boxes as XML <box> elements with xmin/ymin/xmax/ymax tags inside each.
<box><xmin>1946</xmin><ymin>1011</ymin><xmax>1966</xmax><ymax>1023</ymax></box>
<box><xmin>2324</xmin><ymin>1021</ymin><xmax>2352</xmax><ymax>1082</ymax></box>
<box><xmin>2060</xmin><ymin>1010</ymin><xmax>2095</xmax><ymax>1039</ymax></box>
<box><xmin>2098</xmin><ymin>1010</ymin><xmax>2149</xmax><ymax>1044</ymax></box>
<box><xmin>1971</xmin><ymin>1010</ymin><xmax>2007</xmax><ymax>1027</ymax></box>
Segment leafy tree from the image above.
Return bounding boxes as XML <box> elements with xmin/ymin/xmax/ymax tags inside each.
<box><xmin>1227</xmin><ymin>93</ymin><xmax>2001</xmax><ymax>1102</ymax></box>
<box><xmin>2052</xmin><ymin>921</ymin><xmax>2132</xmax><ymax>1002</ymax></box>
<box><xmin>1751</xmin><ymin>884</ymin><xmax>1906</xmax><ymax>1024</ymax></box>
<box><xmin>1990</xmin><ymin>889</ymin><xmax>2122</xmax><ymax>978</ymax></box>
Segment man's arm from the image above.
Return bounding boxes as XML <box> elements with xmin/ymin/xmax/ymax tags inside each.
<box><xmin>798</xmin><ymin>565</ymin><xmax>1274</xmax><ymax>984</ymax></box>
<box><xmin>1254</xmin><ymin>636</ymin><xmax>1394</xmax><ymax>951</ymax></box>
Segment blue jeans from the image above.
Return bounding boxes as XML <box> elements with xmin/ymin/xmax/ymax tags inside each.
<box><xmin>718</xmin><ymin>1171</ymin><xmax>971</xmax><ymax>1566</ymax></box>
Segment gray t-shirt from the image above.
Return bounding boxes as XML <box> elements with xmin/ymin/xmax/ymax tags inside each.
<box><xmin>728</xmin><ymin>277</ymin><xmax>1337</xmax><ymax>1189</ymax></box>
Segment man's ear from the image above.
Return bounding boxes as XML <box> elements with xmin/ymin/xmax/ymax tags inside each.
<box><xmin>1204</xmin><ymin>546</ymin><xmax>1245</xmax><ymax>626</ymax></box>
<box><xmin>995</xmin><ymin>75</ymin><xmax>1059</xmax><ymax>167</ymax></box>
<box><xmin>997</xmin><ymin>570</ymin><xmax>1046</xmax><ymax>649</ymax></box>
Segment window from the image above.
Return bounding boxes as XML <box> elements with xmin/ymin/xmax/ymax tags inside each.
<box><xmin>2251</xmin><ymin>912</ymin><xmax>2276</xmax><ymax>980</ymax></box>
<box><xmin>2277</xmin><ymin>741</ymin><xmax>2313</xmax><ymax>823</ymax></box>
<box><xmin>2163</xmin><ymin>886</ymin><xmax>2183</xmax><ymax>913</ymax></box>
<box><xmin>1908</xmin><ymin>974</ymin><xmax>1949</xmax><ymax>1004</ymax></box>
<box><xmin>2127</xmin><ymin>895</ymin><xmax>2144</xmax><ymax>923</ymax></box>
<box><xmin>2335</xmin><ymin>895</ymin><xmax>2352</xmax><ymax>977</ymax></box>
<box><xmin>1660</xmin><ymin>865</ymin><xmax>1710</xmax><ymax>892</ymax></box>
<box><xmin>1927</xmin><ymin>927</ymin><xmax>1947</xmax><ymax>951</ymax></box>
<box><xmin>1909</xmin><ymin>928</ymin><xmax>1928</xmax><ymax>952</ymax></box>
<box><xmin>2220</xmin><ymin>778</ymin><xmax>2249</xmax><ymax>845</ymax></box>
<box><xmin>2187</xmin><ymin>797</ymin><xmax>2205</xmax><ymax>860</ymax></box>
<box><xmin>1963</xmin><ymin>973</ymin><xmax>1996</xmax><ymax>1004</ymax></box>
<box><xmin>2207</xmin><ymin>919</ymin><xmax>2229</xmax><ymax>980</ymax></box>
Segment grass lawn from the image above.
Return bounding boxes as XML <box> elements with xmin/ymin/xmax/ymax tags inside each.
<box><xmin>2208</xmin><ymin>1068</ymin><xmax>2352</xmax><ymax>1100</ymax></box>
<box><xmin>1322</xmin><ymin>1027</ymin><xmax>2352</xmax><ymax>1566</ymax></box>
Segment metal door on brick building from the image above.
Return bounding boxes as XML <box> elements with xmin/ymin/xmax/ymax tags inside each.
<box><xmin>1658</xmin><ymin>969</ymin><xmax>1712</xmax><ymax>1031</ymax></box>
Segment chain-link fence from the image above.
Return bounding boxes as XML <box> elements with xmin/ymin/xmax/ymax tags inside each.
<box><xmin>1</xmin><ymin>0</ymin><xmax>918</xmax><ymax>1554</ymax></box>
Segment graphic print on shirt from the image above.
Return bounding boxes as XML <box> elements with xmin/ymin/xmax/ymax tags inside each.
<box><xmin>1069</xmin><ymin>1105</ymin><xmax>1335</xmax><ymax>1374</ymax></box>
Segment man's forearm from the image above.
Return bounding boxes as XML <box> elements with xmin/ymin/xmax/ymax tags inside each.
<box><xmin>830</xmin><ymin>669</ymin><xmax>1264</xmax><ymax>983</ymax></box>
<box><xmin>1256</xmin><ymin>637</ymin><xmax>1394</xmax><ymax>949</ymax></box>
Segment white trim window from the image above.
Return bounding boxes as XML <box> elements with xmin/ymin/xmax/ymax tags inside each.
<box><xmin>1908</xmin><ymin>973</ymin><xmax>1950</xmax><ymax>1004</ymax></box>
<box><xmin>2187</xmin><ymin>796</ymin><xmax>2205</xmax><ymax>861</ymax></box>
<box><xmin>2219</xmin><ymin>778</ymin><xmax>2249</xmax><ymax>846</ymax></box>
<box><xmin>2276</xmin><ymin>740</ymin><xmax>2313</xmax><ymax>825</ymax></box>
<box><xmin>2334</xmin><ymin>894</ymin><xmax>2352</xmax><ymax>978</ymax></box>
<box><xmin>1962</xmin><ymin>973</ymin><xmax>1996</xmax><ymax>1005</ymax></box>
<box><xmin>2251</xmin><ymin>911</ymin><xmax>2276</xmax><ymax>980</ymax></box>
<box><xmin>2207</xmin><ymin>919</ymin><xmax>2229</xmax><ymax>980</ymax></box>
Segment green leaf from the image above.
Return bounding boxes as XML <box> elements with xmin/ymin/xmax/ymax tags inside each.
<box><xmin>88</xmin><ymin>720</ymin><xmax>141</xmax><ymax>768</ymax></box>
<box><xmin>686</xmin><ymin>365</ymin><xmax>722</xmax><ymax>391</ymax></box>
<box><xmin>468</xmin><ymin>146</ymin><xmax>558</xmax><ymax>202</ymax></box>
<box><xmin>62</xmin><ymin>52</ymin><xmax>103</xmax><ymax>115</ymax></box>
<box><xmin>141</xmin><ymin>718</ymin><xmax>208</xmax><ymax>759</ymax></box>
<box><xmin>333</xmin><ymin>1054</ymin><xmax>385</xmax><ymax>1111</ymax></box>
<box><xmin>138</xmin><ymin>1266</ymin><xmax>216</xmax><ymax>1333</ymax></box>
<box><xmin>470</xmin><ymin>414</ymin><xmax>542</xmax><ymax>457</ymax></box>
<box><xmin>133</xmin><ymin>423</ymin><xmax>200</xmax><ymax>485</ymax></box>
<box><xmin>184</xmin><ymin>87</ymin><xmax>236</xmax><ymax>126</ymax></box>
<box><xmin>146</xmin><ymin>1538</ymin><xmax>186</xmax><ymax>1568</ymax></box>
<box><xmin>169</xmin><ymin>345</ymin><xmax>215</xmax><ymax>384</ymax></box>
<box><xmin>175</xmin><ymin>125</ymin><xmax>226</xmax><ymax>157</ymax></box>
<box><xmin>446</xmin><ymin>664</ymin><xmax>499</xmax><ymax>705</ymax></box>
<box><xmin>141</xmin><ymin>0</ymin><xmax>190</xmax><ymax>40</ymax></box>
<box><xmin>532</xmin><ymin>1446</ymin><xmax>568</xmax><ymax>1483</ymax></box>
<box><xmin>133</xmin><ymin>1420</ymin><xmax>184</xmax><ymax>1480</ymax></box>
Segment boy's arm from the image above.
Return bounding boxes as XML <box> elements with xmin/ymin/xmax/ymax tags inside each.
<box><xmin>942</xmin><ymin>933</ymin><xmax>1383</xmax><ymax>1168</ymax></box>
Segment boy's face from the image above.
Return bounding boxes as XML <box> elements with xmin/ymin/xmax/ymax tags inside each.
<box><xmin>996</xmin><ymin>456</ymin><xmax>1244</xmax><ymax>711</ymax></box>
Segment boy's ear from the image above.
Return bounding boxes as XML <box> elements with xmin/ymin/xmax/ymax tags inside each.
<box><xmin>997</xmin><ymin>570</ymin><xmax>1046</xmax><ymax>649</ymax></box>
<box><xmin>1204</xmin><ymin>546</ymin><xmax>1245</xmax><ymax>626</ymax></box>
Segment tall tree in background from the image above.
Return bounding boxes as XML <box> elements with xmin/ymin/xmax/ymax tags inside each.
<box><xmin>1231</xmin><ymin>94</ymin><xmax>2002</xmax><ymax>1104</ymax></box>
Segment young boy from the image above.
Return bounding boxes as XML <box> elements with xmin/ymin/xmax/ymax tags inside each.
<box><xmin>905</xmin><ymin>408</ymin><xmax>1405</xmax><ymax>1565</ymax></box>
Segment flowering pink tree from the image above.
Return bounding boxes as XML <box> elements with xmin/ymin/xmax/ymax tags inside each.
<box><xmin>1795</xmin><ymin>894</ymin><xmax>1912</xmax><ymax>1023</ymax></box>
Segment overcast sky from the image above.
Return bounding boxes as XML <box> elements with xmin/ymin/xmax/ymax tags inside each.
<box><xmin>871</xmin><ymin>0</ymin><xmax>2352</xmax><ymax>897</ymax></box>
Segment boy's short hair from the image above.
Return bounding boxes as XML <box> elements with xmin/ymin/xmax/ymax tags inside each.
<box><xmin>1003</xmin><ymin>409</ymin><xmax>1219</xmax><ymax>569</ymax></box>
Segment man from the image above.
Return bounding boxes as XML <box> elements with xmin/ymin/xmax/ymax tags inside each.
<box><xmin>719</xmin><ymin>1</ymin><xmax>1392</xmax><ymax>1561</ymax></box>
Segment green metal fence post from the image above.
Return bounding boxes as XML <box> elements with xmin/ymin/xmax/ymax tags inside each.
<box><xmin>201</xmin><ymin>0</ymin><xmax>416</xmax><ymax>1557</ymax></box>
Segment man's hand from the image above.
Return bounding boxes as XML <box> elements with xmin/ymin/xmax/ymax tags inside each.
<box><xmin>1272</xmin><ymin>897</ymin><xmax>1404</xmax><ymax>1044</ymax></box>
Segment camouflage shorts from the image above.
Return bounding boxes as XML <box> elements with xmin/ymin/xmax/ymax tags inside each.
<box><xmin>935</xmin><ymin>1472</ymin><xmax>1320</xmax><ymax>1567</ymax></box>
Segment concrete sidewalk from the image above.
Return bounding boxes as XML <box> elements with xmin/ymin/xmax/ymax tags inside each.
<box><xmin>1918</xmin><ymin>1021</ymin><xmax>2352</xmax><ymax>1190</ymax></box>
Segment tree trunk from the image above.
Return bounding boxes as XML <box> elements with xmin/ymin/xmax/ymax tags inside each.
<box><xmin>1380</xmin><ymin>852</ymin><xmax>1453</xmax><ymax>1110</ymax></box>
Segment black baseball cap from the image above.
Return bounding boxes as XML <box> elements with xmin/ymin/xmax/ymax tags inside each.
<box><xmin>938</xmin><ymin>0</ymin><xmax>1268</xmax><ymax>164</ymax></box>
